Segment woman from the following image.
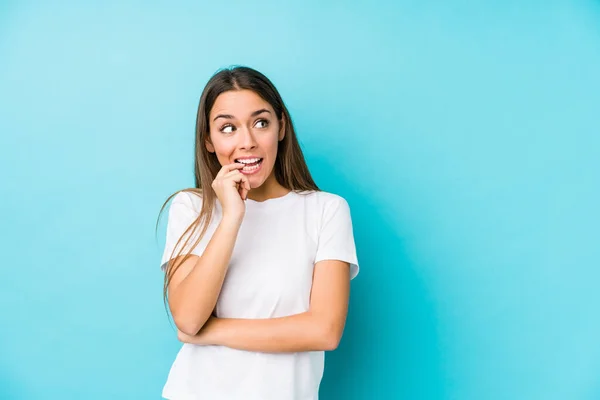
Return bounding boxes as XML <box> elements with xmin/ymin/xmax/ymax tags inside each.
<box><xmin>158</xmin><ymin>66</ymin><xmax>360</xmax><ymax>400</ymax></box>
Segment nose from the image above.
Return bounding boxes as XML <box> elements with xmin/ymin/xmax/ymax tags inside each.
<box><xmin>238</xmin><ymin>126</ymin><xmax>257</xmax><ymax>150</ymax></box>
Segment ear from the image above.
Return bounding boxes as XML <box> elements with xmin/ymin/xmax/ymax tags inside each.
<box><xmin>205</xmin><ymin>138</ymin><xmax>215</xmax><ymax>153</ymax></box>
<box><xmin>278</xmin><ymin>115</ymin><xmax>286</xmax><ymax>141</ymax></box>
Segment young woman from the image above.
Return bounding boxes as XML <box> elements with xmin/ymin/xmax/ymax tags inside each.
<box><xmin>158</xmin><ymin>66</ymin><xmax>360</xmax><ymax>400</ymax></box>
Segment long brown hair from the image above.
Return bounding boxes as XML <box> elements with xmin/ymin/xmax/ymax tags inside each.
<box><xmin>156</xmin><ymin>66</ymin><xmax>320</xmax><ymax>313</ymax></box>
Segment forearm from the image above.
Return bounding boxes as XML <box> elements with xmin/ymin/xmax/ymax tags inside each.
<box><xmin>178</xmin><ymin>312</ymin><xmax>341</xmax><ymax>352</ymax></box>
<box><xmin>169</xmin><ymin>216</ymin><xmax>241</xmax><ymax>335</ymax></box>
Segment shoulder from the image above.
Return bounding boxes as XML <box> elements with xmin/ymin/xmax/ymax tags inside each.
<box><xmin>303</xmin><ymin>190</ymin><xmax>347</xmax><ymax>203</ymax></box>
<box><xmin>300</xmin><ymin>190</ymin><xmax>350</xmax><ymax>211</ymax></box>
<box><xmin>170</xmin><ymin>189</ymin><xmax>204</xmax><ymax>212</ymax></box>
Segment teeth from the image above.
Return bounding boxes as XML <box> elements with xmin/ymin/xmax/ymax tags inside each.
<box><xmin>242</xmin><ymin>163</ymin><xmax>261</xmax><ymax>171</ymax></box>
<box><xmin>236</xmin><ymin>158</ymin><xmax>261</xmax><ymax>164</ymax></box>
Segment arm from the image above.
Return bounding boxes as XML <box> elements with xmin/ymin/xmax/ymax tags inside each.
<box><xmin>168</xmin><ymin>215</ymin><xmax>242</xmax><ymax>336</ymax></box>
<box><xmin>177</xmin><ymin>259</ymin><xmax>351</xmax><ymax>352</ymax></box>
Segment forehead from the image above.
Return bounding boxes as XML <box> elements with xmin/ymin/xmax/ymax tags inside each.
<box><xmin>210</xmin><ymin>89</ymin><xmax>273</xmax><ymax>118</ymax></box>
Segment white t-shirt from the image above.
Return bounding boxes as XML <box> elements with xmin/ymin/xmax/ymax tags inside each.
<box><xmin>160</xmin><ymin>189</ymin><xmax>360</xmax><ymax>400</ymax></box>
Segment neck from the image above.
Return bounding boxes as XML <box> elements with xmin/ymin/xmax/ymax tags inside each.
<box><xmin>247</xmin><ymin>174</ymin><xmax>289</xmax><ymax>202</ymax></box>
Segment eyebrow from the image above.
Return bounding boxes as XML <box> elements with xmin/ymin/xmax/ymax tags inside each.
<box><xmin>213</xmin><ymin>109</ymin><xmax>271</xmax><ymax>122</ymax></box>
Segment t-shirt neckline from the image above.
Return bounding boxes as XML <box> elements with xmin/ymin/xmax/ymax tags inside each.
<box><xmin>245</xmin><ymin>190</ymin><xmax>295</xmax><ymax>207</ymax></box>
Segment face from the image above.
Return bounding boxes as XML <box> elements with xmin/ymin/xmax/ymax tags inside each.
<box><xmin>206</xmin><ymin>89</ymin><xmax>285</xmax><ymax>189</ymax></box>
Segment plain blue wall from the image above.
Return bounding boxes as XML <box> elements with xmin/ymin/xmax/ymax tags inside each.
<box><xmin>1</xmin><ymin>1</ymin><xmax>599</xmax><ymax>399</ymax></box>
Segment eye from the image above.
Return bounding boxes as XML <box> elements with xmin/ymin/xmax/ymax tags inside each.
<box><xmin>254</xmin><ymin>119</ymin><xmax>269</xmax><ymax>129</ymax></box>
<box><xmin>220</xmin><ymin>124</ymin><xmax>235</xmax><ymax>134</ymax></box>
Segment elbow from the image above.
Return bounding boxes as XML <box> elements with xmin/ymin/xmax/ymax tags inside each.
<box><xmin>173</xmin><ymin>315</ymin><xmax>206</xmax><ymax>337</ymax></box>
<box><xmin>168</xmin><ymin>297</ymin><xmax>214</xmax><ymax>337</ymax></box>
<box><xmin>322</xmin><ymin>334</ymin><xmax>341</xmax><ymax>351</ymax></box>
<box><xmin>320</xmin><ymin>325</ymin><xmax>343</xmax><ymax>351</ymax></box>
<box><xmin>177</xmin><ymin>324</ymin><xmax>200</xmax><ymax>337</ymax></box>
<box><xmin>311</xmin><ymin>312</ymin><xmax>345</xmax><ymax>351</ymax></box>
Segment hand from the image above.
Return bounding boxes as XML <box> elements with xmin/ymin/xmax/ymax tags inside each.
<box><xmin>211</xmin><ymin>162</ymin><xmax>251</xmax><ymax>220</ymax></box>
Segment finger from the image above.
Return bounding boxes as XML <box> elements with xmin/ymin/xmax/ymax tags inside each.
<box><xmin>237</xmin><ymin>174</ymin><xmax>250</xmax><ymax>193</ymax></box>
<box><xmin>223</xmin><ymin>171</ymin><xmax>250</xmax><ymax>197</ymax></box>
<box><xmin>216</xmin><ymin>162</ymin><xmax>245</xmax><ymax>178</ymax></box>
<box><xmin>241</xmin><ymin>176</ymin><xmax>250</xmax><ymax>200</ymax></box>
<box><xmin>234</xmin><ymin>175</ymin><xmax>250</xmax><ymax>200</ymax></box>
<box><xmin>222</xmin><ymin>170</ymin><xmax>245</xmax><ymax>180</ymax></box>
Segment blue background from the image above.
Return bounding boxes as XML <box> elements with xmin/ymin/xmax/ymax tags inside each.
<box><xmin>1</xmin><ymin>1</ymin><xmax>599</xmax><ymax>399</ymax></box>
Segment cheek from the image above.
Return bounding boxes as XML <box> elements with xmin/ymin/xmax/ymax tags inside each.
<box><xmin>262</xmin><ymin>135</ymin><xmax>280</xmax><ymax>156</ymax></box>
<box><xmin>211</xmin><ymin>137</ymin><xmax>235</xmax><ymax>156</ymax></box>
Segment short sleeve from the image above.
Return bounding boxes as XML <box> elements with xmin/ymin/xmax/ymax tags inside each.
<box><xmin>160</xmin><ymin>191</ymin><xmax>210</xmax><ymax>272</ymax></box>
<box><xmin>314</xmin><ymin>196</ymin><xmax>360</xmax><ymax>279</ymax></box>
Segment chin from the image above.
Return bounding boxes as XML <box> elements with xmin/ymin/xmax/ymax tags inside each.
<box><xmin>250</xmin><ymin>177</ymin><xmax>264</xmax><ymax>188</ymax></box>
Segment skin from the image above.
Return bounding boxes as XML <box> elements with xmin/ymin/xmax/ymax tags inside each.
<box><xmin>176</xmin><ymin>89</ymin><xmax>352</xmax><ymax>352</ymax></box>
<box><xmin>206</xmin><ymin>89</ymin><xmax>290</xmax><ymax>203</ymax></box>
